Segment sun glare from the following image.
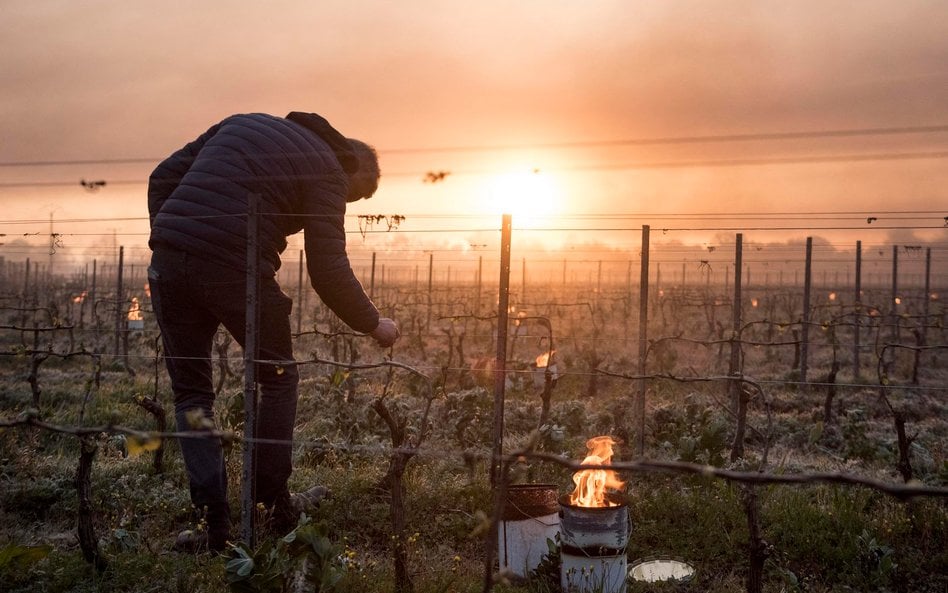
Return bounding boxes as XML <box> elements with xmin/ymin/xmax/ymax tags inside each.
<box><xmin>484</xmin><ymin>170</ymin><xmax>561</xmax><ymax>228</ymax></box>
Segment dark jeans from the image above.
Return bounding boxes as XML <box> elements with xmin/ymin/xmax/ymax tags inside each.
<box><xmin>149</xmin><ymin>247</ymin><xmax>299</xmax><ymax>522</ymax></box>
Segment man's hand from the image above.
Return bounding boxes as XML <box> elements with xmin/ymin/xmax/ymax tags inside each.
<box><xmin>370</xmin><ymin>317</ymin><xmax>400</xmax><ymax>348</ymax></box>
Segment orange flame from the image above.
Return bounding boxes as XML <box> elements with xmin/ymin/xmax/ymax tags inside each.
<box><xmin>73</xmin><ymin>290</ymin><xmax>87</xmax><ymax>304</ymax></box>
<box><xmin>536</xmin><ymin>350</ymin><xmax>555</xmax><ymax>368</ymax></box>
<box><xmin>568</xmin><ymin>436</ymin><xmax>624</xmax><ymax>507</ymax></box>
<box><xmin>127</xmin><ymin>297</ymin><xmax>143</xmax><ymax>321</ymax></box>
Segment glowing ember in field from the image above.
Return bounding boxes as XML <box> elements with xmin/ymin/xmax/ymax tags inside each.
<box><xmin>536</xmin><ymin>350</ymin><xmax>555</xmax><ymax>368</ymax></box>
<box><xmin>569</xmin><ymin>436</ymin><xmax>624</xmax><ymax>508</ymax></box>
<box><xmin>128</xmin><ymin>297</ymin><xmax>143</xmax><ymax>321</ymax></box>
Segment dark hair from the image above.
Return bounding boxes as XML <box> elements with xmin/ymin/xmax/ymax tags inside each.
<box><xmin>346</xmin><ymin>139</ymin><xmax>380</xmax><ymax>202</ymax></box>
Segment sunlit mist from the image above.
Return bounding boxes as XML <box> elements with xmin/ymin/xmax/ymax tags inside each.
<box><xmin>483</xmin><ymin>169</ymin><xmax>562</xmax><ymax>228</ymax></box>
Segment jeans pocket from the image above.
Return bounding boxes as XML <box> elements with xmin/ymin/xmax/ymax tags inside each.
<box><xmin>147</xmin><ymin>266</ymin><xmax>164</xmax><ymax>322</ymax></box>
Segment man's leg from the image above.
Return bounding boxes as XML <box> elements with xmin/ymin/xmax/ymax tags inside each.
<box><xmin>149</xmin><ymin>257</ymin><xmax>232</xmax><ymax>549</ymax></box>
<box><xmin>216</xmin><ymin>277</ymin><xmax>299</xmax><ymax>508</ymax></box>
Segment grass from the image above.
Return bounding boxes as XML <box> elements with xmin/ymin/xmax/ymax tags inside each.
<box><xmin>4</xmin><ymin>379</ymin><xmax>944</xmax><ymax>593</ymax></box>
<box><xmin>2</xmin><ymin>283</ymin><xmax>946</xmax><ymax>592</ymax></box>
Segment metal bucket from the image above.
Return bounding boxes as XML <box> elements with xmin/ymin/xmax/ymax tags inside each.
<box><xmin>559</xmin><ymin>494</ymin><xmax>630</xmax><ymax>593</ymax></box>
<box><xmin>561</xmin><ymin>550</ymin><xmax>628</xmax><ymax>593</ymax></box>
<box><xmin>497</xmin><ymin>484</ymin><xmax>560</xmax><ymax>578</ymax></box>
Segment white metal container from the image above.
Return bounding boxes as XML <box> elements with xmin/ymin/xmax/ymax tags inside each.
<box><xmin>561</xmin><ymin>549</ymin><xmax>628</xmax><ymax>593</ymax></box>
<box><xmin>559</xmin><ymin>494</ymin><xmax>630</xmax><ymax>593</ymax></box>
<box><xmin>497</xmin><ymin>484</ymin><xmax>560</xmax><ymax>578</ymax></box>
<box><xmin>558</xmin><ymin>494</ymin><xmax>629</xmax><ymax>549</ymax></box>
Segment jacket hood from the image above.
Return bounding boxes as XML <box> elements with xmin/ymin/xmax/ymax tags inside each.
<box><xmin>286</xmin><ymin>111</ymin><xmax>360</xmax><ymax>175</ymax></box>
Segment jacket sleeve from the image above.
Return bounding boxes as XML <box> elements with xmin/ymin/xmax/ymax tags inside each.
<box><xmin>301</xmin><ymin>177</ymin><xmax>380</xmax><ymax>333</ymax></box>
<box><xmin>147</xmin><ymin>122</ymin><xmax>223</xmax><ymax>227</ymax></box>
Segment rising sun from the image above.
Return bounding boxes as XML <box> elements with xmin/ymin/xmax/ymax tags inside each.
<box><xmin>484</xmin><ymin>169</ymin><xmax>562</xmax><ymax>228</ymax></box>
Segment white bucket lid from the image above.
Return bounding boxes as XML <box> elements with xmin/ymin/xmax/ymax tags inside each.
<box><xmin>628</xmin><ymin>558</ymin><xmax>695</xmax><ymax>582</ymax></box>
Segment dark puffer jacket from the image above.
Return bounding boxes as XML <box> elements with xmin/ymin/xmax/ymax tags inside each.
<box><xmin>147</xmin><ymin>112</ymin><xmax>379</xmax><ymax>333</ymax></box>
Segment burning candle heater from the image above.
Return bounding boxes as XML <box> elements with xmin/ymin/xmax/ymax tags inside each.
<box><xmin>559</xmin><ymin>436</ymin><xmax>630</xmax><ymax>593</ymax></box>
<box><xmin>127</xmin><ymin>297</ymin><xmax>144</xmax><ymax>330</ymax></box>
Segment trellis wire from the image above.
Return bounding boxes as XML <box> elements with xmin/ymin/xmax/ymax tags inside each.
<box><xmin>1</xmin><ymin>213</ymin><xmax>946</xmax><ymax>593</ymax></box>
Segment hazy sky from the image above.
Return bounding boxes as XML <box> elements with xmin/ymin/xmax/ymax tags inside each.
<box><xmin>2</xmin><ymin>0</ymin><xmax>947</xmax><ymax>264</ymax></box>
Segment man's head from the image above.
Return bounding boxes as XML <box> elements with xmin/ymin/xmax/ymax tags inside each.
<box><xmin>346</xmin><ymin>139</ymin><xmax>380</xmax><ymax>202</ymax></box>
